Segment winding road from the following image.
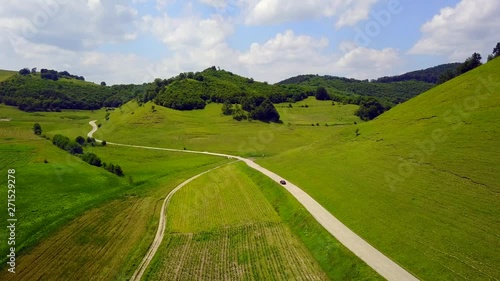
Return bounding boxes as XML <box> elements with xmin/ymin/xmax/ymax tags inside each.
<box><xmin>88</xmin><ymin>121</ymin><xmax>418</xmax><ymax>281</ymax></box>
<box><xmin>129</xmin><ymin>163</ymin><xmax>234</xmax><ymax>281</ymax></box>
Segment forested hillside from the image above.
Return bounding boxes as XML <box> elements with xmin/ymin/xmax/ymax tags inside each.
<box><xmin>278</xmin><ymin>74</ymin><xmax>434</xmax><ymax>104</ymax></box>
<box><xmin>0</xmin><ymin>72</ymin><xmax>143</xmax><ymax>111</ymax></box>
<box><xmin>375</xmin><ymin>63</ymin><xmax>461</xmax><ymax>83</ymax></box>
<box><xmin>143</xmin><ymin>66</ymin><xmax>311</xmax><ymax>110</ymax></box>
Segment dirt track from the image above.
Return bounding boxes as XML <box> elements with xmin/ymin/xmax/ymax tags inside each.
<box><xmin>89</xmin><ymin>120</ymin><xmax>418</xmax><ymax>281</ymax></box>
<box><xmin>130</xmin><ymin>164</ymin><xmax>231</xmax><ymax>281</ymax></box>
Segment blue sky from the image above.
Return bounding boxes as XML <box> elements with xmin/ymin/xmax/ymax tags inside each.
<box><xmin>0</xmin><ymin>0</ymin><xmax>498</xmax><ymax>84</ymax></box>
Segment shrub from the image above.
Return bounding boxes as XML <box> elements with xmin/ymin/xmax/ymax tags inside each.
<box><xmin>81</xmin><ymin>153</ymin><xmax>102</xmax><ymax>167</ymax></box>
<box><xmin>75</xmin><ymin>136</ymin><xmax>85</xmax><ymax>145</ymax></box>
<box><xmin>33</xmin><ymin>123</ymin><xmax>42</xmax><ymax>135</ymax></box>
<box><xmin>65</xmin><ymin>141</ymin><xmax>83</xmax><ymax>155</ymax></box>
<box><xmin>114</xmin><ymin>165</ymin><xmax>124</xmax><ymax>177</ymax></box>
<box><xmin>315</xmin><ymin>87</ymin><xmax>330</xmax><ymax>100</ymax></box>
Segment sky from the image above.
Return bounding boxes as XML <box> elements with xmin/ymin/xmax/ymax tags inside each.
<box><xmin>0</xmin><ymin>0</ymin><xmax>499</xmax><ymax>85</ymax></box>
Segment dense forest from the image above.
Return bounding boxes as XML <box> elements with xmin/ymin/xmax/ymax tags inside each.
<box><xmin>141</xmin><ymin>66</ymin><xmax>312</xmax><ymax>110</ymax></box>
<box><xmin>278</xmin><ymin>74</ymin><xmax>433</xmax><ymax>105</ymax></box>
<box><xmin>375</xmin><ymin>63</ymin><xmax>461</xmax><ymax>84</ymax></box>
<box><xmin>0</xmin><ymin>72</ymin><xmax>143</xmax><ymax>111</ymax></box>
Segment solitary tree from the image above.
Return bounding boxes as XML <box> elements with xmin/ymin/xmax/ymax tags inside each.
<box><xmin>493</xmin><ymin>42</ymin><xmax>500</xmax><ymax>58</ymax></box>
<box><xmin>75</xmin><ymin>136</ymin><xmax>85</xmax><ymax>145</ymax></box>
<box><xmin>458</xmin><ymin>52</ymin><xmax>482</xmax><ymax>74</ymax></box>
<box><xmin>19</xmin><ymin>68</ymin><xmax>30</xmax><ymax>75</ymax></box>
<box><xmin>315</xmin><ymin>87</ymin><xmax>330</xmax><ymax>100</ymax></box>
<box><xmin>100</xmin><ymin>81</ymin><xmax>106</xmax><ymax>86</ymax></box>
<box><xmin>114</xmin><ymin>165</ymin><xmax>124</xmax><ymax>176</ymax></box>
<box><xmin>33</xmin><ymin>123</ymin><xmax>42</xmax><ymax>135</ymax></box>
<box><xmin>221</xmin><ymin>100</ymin><xmax>234</xmax><ymax>115</ymax></box>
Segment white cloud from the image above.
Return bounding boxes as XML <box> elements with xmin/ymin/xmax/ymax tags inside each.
<box><xmin>244</xmin><ymin>0</ymin><xmax>379</xmax><ymax>27</ymax></box>
<box><xmin>142</xmin><ymin>13</ymin><xmax>234</xmax><ymax>51</ymax></box>
<box><xmin>409</xmin><ymin>0</ymin><xmax>500</xmax><ymax>60</ymax></box>
<box><xmin>0</xmin><ymin>0</ymin><xmax>139</xmax><ymax>51</ymax></box>
<box><xmin>0</xmin><ymin>1</ymin><xmax>405</xmax><ymax>85</ymax></box>
<box><xmin>336</xmin><ymin>45</ymin><xmax>401</xmax><ymax>78</ymax></box>
<box><xmin>239</xmin><ymin>30</ymin><xmax>329</xmax><ymax>65</ymax></box>
<box><xmin>237</xmin><ymin>31</ymin><xmax>401</xmax><ymax>83</ymax></box>
<box><xmin>1</xmin><ymin>32</ymin><xmax>151</xmax><ymax>85</ymax></box>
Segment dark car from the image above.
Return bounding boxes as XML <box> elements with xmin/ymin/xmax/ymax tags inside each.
<box><xmin>280</xmin><ymin>180</ymin><xmax>286</xmax><ymax>185</ymax></box>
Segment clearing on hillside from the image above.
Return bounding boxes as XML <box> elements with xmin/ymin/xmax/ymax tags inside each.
<box><xmin>98</xmin><ymin>98</ymin><xmax>362</xmax><ymax>157</ymax></box>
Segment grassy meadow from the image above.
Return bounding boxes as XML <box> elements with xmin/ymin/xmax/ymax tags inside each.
<box><xmin>258</xmin><ymin>59</ymin><xmax>500</xmax><ymax>280</ymax></box>
<box><xmin>98</xmin><ymin>97</ymin><xmax>362</xmax><ymax>157</ymax></box>
<box><xmin>0</xmin><ymin>70</ymin><xmax>16</xmax><ymax>82</ymax></box>
<box><xmin>145</xmin><ymin>163</ymin><xmax>381</xmax><ymax>280</ymax></box>
<box><xmin>0</xmin><ymin>107</ymin><xmax>230</xmax><ymax>279</ymax></box>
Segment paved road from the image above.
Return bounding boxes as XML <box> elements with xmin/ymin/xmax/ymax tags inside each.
<box><xmin>89</xmin><ymin>121</ymin><xmax>418</xmax><ymax>281</ymax></box>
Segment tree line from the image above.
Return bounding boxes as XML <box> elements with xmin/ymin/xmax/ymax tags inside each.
<box><xmin>222</xmin><ymin>97</ymin><xmax>281</xmax><ymax>122</ymax></box>
<box><xmin>438</xmin><ymin>42</ymin><xmax>500</xmax><ymax>84</ymax></box>
<box><xmin>0</xmin><ymin>71</ymin><xmax>143</xmax><ymax>111</ymax></box>
<box><xmin>36</xmin><ymin>124</ymin><xmax>124</xmax><ymax>176</ymax></box>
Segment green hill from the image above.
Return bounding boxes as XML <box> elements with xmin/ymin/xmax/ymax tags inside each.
<box><xmin>0</xmin><ymin>70</ymin><xmax>16</xmax><ymax>82</ymax></box>
<box><xmin>374</xmin><ymin>62</ymin><xmax>461</xmax><ymax>84</ymax></box>
<box><xmin>150</xmin><ymin>67</ymin><xmax>310</xmax><ymax>110</ymax></box>
<box><xmin>259</xmin><ymin>58</ymin><xmax>500</xmax><ymax>280</ymax></box>
<box><xmin>0</xmin><ymin>71</ymin><xmax>143</xmax><ymax>111</ymax></box>
<box><xmin>278</xmin><ymin>74</ymin><xmax>434</xmax><ymax>104</ymax></box>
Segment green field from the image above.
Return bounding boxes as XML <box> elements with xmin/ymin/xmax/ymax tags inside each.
<box><xmin>259</xmin><ymin>59</ymin><xmax>500</xmax><ymax>280</ymax></box>
<box><xmin>0</xmin><ymin>108</ymin><xmax>229</xmax><ymax>279</ymax></box>
<box><xmin>0</xmin><ymin>59</ymin><xmax>498</xmax><ymax>280</ymax></box>
<box><xmin>145</xmin><ymin>163</ymin><xmax>381</xmax><ymax>280</ymax></box>
<box><xmin>0</xmin><ymin>70</ymin><xmax>16</xmax><ymax>82</ymax></box>
<box><xmin>0</xmin><ymin>104</ymin><xmax>107</xmax><ymax>138</ymax></box>
<box><xmin>98</xmin><ymin>97</ymin><xmax>362</xmax><ymax>157</ymax></box>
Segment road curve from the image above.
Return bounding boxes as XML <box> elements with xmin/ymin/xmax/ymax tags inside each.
<box><xmin>130</xmin><ymin>163</ymin><xmax>232</xmax><ymax>281</ymax></box>
<box><xmin>89</xmin><ymin>121</ymin><xmax>418</xmax><ymax>281</ymax></box>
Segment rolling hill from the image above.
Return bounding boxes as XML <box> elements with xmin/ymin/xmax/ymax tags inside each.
<box><xmin>374</xmin><ymin>62</ymin><xmax>462</xmax><ymax>84</ymax></box>
<box><xmin>259</xmin><ymin>58</ymin><xmax>500</xmax><ymax>280</ymax></box>
<box><xmin>148</xmin><ymin>67</ymin><xmax>311</xmax><ymax>110</ymax></box>
<box><xmin>277</xmin><ymin>63</ymin><xmax>463</xmax><ymax>104</ymax></box>
<box><xmin>0</xmin><ymin>71</ymin><xmax>143</xmax><ymax>111</ymax></box>
<box><xmin>0</xmin><ymin>70</ymin><xmax>16</xmax><ymax>82</ymax></box>
<box><xmin>278</xmin><ymin>74</ymin><xmax>434</xmax><ymax>104</ymax></box>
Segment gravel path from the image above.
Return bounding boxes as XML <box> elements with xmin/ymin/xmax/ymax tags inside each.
<box><xmin>129</xmin><ymin>164</ymin><xmax>231</xmax><ymax>281</ymax></box>
<box><xmin>89</xmin><ymin>120</ymin><xmax>418</xmax><ymax>281</ymax></box>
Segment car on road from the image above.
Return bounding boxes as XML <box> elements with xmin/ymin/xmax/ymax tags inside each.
<box><xmin>280</xmin><ymin>180</ymin><xmax>286</xmax><ymax>185</ymax></box>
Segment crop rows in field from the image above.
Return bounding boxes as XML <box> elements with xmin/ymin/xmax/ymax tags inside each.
<box><xmin>0</xmin><ymin>197</ymin><xmax>155</xmax><ymax>281</ymax></box>
<box><xmin>148</xmin><ymin>222</ymin><xmax>328</xmax><ymax>281</ymax></box>
<box><xmin>167</xmin><ymin>165</ymin><xmax>280</xmax><ymax>233</ymax></box>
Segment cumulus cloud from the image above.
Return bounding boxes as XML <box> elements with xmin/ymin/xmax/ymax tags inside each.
<box><xmin>239</xmin><ymin>30</ymin><xmax>329</xmax><ymax>65</ymax></box>
<box><xmin>142</xmin><ymin>13</ymin><xmax>233</xmax><ymax>51</ymax></box>
<box><xmin>0</xmin><ymin>0</ymin><xmax>139</xmax><ymax>51</ymax></box>
<box><xmin>0</xmin><ymin>1</ymin><xmax>404</xmax><ymax>84</ymax></box>
<box><xmin>237</xmin><ymin>31</ymin><xmax>401</xmax><ymax>83</ymax></box>
<box><xmin>0</xmin><ymin>32</ymin><xmax>150</xmax><ymax>85</ymax></box>
<box><xmin>409</xmin><ymin>0</ymin><xmax>500</xmax><ymax>60</ymax></box>
<box><xmin>244</xmin><ymin>0</ymin><xmax>379</xmax><ymax>27</ymax></box>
